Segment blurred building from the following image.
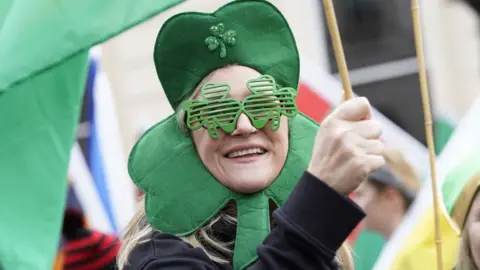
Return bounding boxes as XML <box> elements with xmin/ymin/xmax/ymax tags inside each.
<box><xmin>96</xmin><ymin>0</ymin><xmax>480</xmax><ymax>159</ymax></box>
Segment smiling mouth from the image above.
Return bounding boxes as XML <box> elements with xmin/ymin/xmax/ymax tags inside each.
<box><xmin>225</xmin><ymin>148</ymin><xmax>267</xmax><ymax>159</ymax></box>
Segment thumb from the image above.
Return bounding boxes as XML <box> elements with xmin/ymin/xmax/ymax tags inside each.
<box><xmin>331</xmin><ymin>97</ymin><xmax>372</xmax><ymax>121</ymax></box>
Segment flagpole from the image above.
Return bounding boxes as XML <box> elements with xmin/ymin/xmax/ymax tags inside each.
<box><xmin>411</xmin><ymin>0</ymin><xmax>443</xmax><ymax>269</ymax></box>
<box><xmin>321</xmin><ymin>0</ymin><xmax>353</xmax><ymax>100</ymax></box>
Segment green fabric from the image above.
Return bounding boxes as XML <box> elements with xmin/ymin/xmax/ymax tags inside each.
<box><xmin>442</xmin><ymin>149</ymin><xmax>480</xmax><ymax>215</ymax></box>
<box><xmin>0</xmin><ymin>53</ymin><xmax>88</xmax><ymax>270</ymax></box>
<box><xmin>154</xmin><ymin>0</ymin><xmax>300</xmax><ymax>110</ymax></box>
<box><xmin>184</xmin><ymin>74</ymin><xmax>298</xmax><ymax>139</ymax></box>
<box><xmin>0</xmin><ymin>0</ymin><xmax>13</xmax><ymax>28</ymax></box>
<box><xmin>131</xmin><ymin>1</ymin><xmax>305</xmax><ymax>268</ymax></box>
<box><xmin>0</xmin><ymin>0</ymin><xmax>184</xmax><ymax>91</ymax></box>
<box><xmin>434</xmin><ymin>118</ymin><xmax>455</xmax><ymax>155</ymax></box>
<box><xmin>129</xmin><ymin>113</ymin><xmax>318</xmax><ymax>269</ymax></box>
<box><xmin>352</xmin><ymin>231</ymin><xmax>385</xmax><ymax>270</ymax></box>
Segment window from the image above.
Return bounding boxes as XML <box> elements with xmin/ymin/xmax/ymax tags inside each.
<box><xmin>323</xmin><ymin>0</ymin><xmax>416</xmax><ymax>72</ymax></box>
<box><xmin>320</xmin><ymin>0</ymin><xmax>429</xmax><ymax>146</ymax></box>
<box><xmin>353</xmin><ymin>74</ymin><xmax>427</xmax><ymax>145</ymax></box>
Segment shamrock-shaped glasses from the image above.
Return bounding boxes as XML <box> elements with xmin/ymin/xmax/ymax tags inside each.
<box><xmin>183</xmin><ymin>75</ymin><xmax>298</xmax><ymax>139</ymax></box>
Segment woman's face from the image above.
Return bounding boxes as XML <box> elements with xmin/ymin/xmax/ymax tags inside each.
<box><xmin>466</xmin><ymin>192</ymin><xmax>480</xmax><ymax>267</ymax></box>
<box><xmin>190</xmin><ymin>66</ymin><xmax>289</xmax><ymax>193</ymax></box>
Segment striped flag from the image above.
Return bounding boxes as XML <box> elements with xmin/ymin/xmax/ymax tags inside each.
<box><xmin>69</xmin><ymin>51</ymin><xmax>135</xmax><ymax>234</ymax></box>
<box><xmin>373</xmin><ymin>94</ymin><xmax>480</xmax><ymax>269</ymax></box>
<box><xmin>434</xmin><ymin>111</ymin><xmax>455</xmax><ymax>155</ymax></box>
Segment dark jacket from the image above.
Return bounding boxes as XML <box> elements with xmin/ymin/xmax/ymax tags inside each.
<box><xmin>125</xmin><ymin>171</ymin><xmax>365</xmax><ymax>269</ymax></box>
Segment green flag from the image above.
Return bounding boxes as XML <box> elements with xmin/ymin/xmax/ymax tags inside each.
<box><xmin>434</xmin><ymin>116</ymin><xmax>455</xmax><ymax>155</ymax></box>
<box><xmin>0</xmin><ymin>0</ymin><xmax>185</xmax><ymax>269</ymax></box>
<box><xmin>0</xmin><ymin>0</ymin><xmax>184</xmax><ymax>90</ymax></box>
<box><xmin>442</xmin><ymin>149</ymin><xmax>480</xmax><ymax>216</ymax></box>
<box><xmin>353</xmin><ymin>231</ymin><xmax>386</xmax><ymax>270</ymax></box>
<box><xmin>0</xmin><ymin>0</ymin><xmax>13</xmax><ymax>28</ymax></box>
<box><xmin>0</xmin><ymin>53</ymin><xmax>89</xmax><ymax>270</ymax></box>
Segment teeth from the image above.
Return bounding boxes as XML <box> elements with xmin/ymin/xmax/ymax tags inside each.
<box><xmin>227</xmin><ymin>148</ymin><xmax>265</xmax><ymax>158</ymax></box>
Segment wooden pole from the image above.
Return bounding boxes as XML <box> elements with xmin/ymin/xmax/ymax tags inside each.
<box><xmin>322</xmin><ymin>0</ymin><xmax>354</xmax><ymax>100</ymax></box>
<box><xmin>411</xmin><ymin>0</ymin><xmax>443</xmax><ymax>269</ymax></box>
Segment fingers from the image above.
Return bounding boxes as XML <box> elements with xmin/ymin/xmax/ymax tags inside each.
<box><xmin>350</xmin><ymin>120</ymin><xmax>382</xmax><ymax>139</ymax></box>
<box><xmin>359</xmin><ymin>139</ymin><xmax>385</xmax><ymax>155</ymax></box>
<box><xmin>341</xmin><ymin>132</ymin><xmax>384</xmax><ymax>156</ymax></box>
<box><xmin>349</xmin><ymin>153</ymin><xmax>385</xmax><ymax>179</ymax></box>
<box><xmin>365</xmin><ymin>154</ymin><xmax>386</xmax><ymax>172</ymax></box>
<box><xmin>330</xmin><ymin>97</ymin><xmax>372</xmax><ymax>121</ymax></box>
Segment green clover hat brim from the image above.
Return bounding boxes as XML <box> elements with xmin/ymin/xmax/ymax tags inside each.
<box><xmin>128</xmin><ymin>113</ymin><xmax>318</xmax><ymax>269</ymax></box>
<box><xmin>127</xmin><ymin>113</ymin><xmax>318</xmax><ymax>235</ymax></box>
<box><xmin>154</xmin><ymin>0</ymin><xmax>300</xmax><ymax>110</ymax></box>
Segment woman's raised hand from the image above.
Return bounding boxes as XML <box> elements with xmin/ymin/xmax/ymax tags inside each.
<box><xmin>307</xmin><ymin>97</ymin><xmax>385</xmax><ymax>195</ymax></box>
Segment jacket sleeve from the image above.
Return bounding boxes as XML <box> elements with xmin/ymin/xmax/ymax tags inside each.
<box><xmin>248</xmin><ymin>171</ymin><xmax>365</xmax><ymax>269</ymax></box>
<box><xmin>128</xmin><ymin>171</ymin><xmax>365</xmax><ymax>270</ymax></box>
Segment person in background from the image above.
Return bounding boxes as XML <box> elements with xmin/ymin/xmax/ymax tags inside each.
<box><xmin>354</xmin><ymin>148</ymin><xmax>421</xmax><ymax>240</ymax></box>
<box><xmin>61</xmin><ymin>208</ymin><xmax>121</xmax><ymax>270</ymax></box>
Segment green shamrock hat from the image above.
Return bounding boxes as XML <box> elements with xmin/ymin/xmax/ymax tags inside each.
<box><xmin>154</xmin><ymin>0</ymin><xmax>300</xmax><ymax>110</ymax></box>
<box><xmin>128</xmin><ymin>1</ymin><xmax>315</xmax><ymax>269</ymax></box>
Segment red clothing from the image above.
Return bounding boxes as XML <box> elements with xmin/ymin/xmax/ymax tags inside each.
<box><xmin>63</xmin><ymin>230</ymin><xmax>120</xmax><ymax>270</ymax></box>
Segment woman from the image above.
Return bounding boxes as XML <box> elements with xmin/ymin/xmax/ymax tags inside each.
<box><xmin>118</xmin><ymin>1</ymin><xmax>385</xmax><ymax>269</ymax></box>
<box><xmin>354</xmin><ymin>148</ymin><xmax>421</xmax><ymax>240</ymax></box>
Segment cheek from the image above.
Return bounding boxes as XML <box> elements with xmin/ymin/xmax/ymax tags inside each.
<box><xmin>191</xmin><ymin>130</ymin><xmax>220</xmax><ymax>162</ymax></box>
<box><xmin>265</xmin><ymin>117</ymin><xmax>289</xmax><ymax>153</ymax></box>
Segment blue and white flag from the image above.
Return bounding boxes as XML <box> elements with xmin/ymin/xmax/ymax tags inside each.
<box><xmin>69</xmin><ymin>49</ymin><xmax>135</xmax><ymax>234</ymax></box>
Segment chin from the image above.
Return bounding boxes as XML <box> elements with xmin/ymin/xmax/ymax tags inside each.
<box><xmin>213</xmin><ymin>153</ymin><xmax>283</xmax><ymax>193</ymax></box>
<box><xmin>228</xmin><ymin>176</ymin><xmax>273</xmax><ymax>194</ymax></box>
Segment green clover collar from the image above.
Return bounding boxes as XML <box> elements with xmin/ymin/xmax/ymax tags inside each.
<box><xmin>128</xmin><ymin>113</ymin><xmax>318</xmax><ymax>269</ymax></box>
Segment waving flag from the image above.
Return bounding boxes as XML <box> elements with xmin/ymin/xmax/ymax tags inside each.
<box><xmin>69</xmin><ymin>51</ymin><xmax>135</xmax><ymax>234</ymax></box>
<box><xmin>374</xmin><ymin>94</ymin><xmax>480</xmax><ymax>270</ymax></box>
<box><xmin>0</xmin><ymin>53</ymin><xmax>88</xmax><ymax>270</ymax></box>
<box><xmin>443</xmin><ymin>149</ymin><xmax>480</xmax><ymax>218</ymax></box>
<box><xmin>0</xmin><ymin>0</ymin><xmax>185</xmax><ymax>91</ymax></box>
<box><xmin>0</xmin><ymin>0</ymin><xmax>184</xmax><ymax>269</ymax></box>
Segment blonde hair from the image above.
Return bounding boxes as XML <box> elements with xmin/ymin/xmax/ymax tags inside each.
<box><xmin>117</xmin><ymin>197</ymin><xmax>354</xmax><ymax>269</ymax></box>
<box><xmin>118</xmin><ymin>66</ymin><xmax>354</xmax><ymax>269</ymax></box>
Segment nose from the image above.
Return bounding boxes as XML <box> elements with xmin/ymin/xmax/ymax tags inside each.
<box><xmin>231</xmin><ymin>113</ymin><xmax>257</xmax><ymax>136</ymax></box>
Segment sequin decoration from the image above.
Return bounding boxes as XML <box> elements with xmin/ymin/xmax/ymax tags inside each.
<box><xmin>204</xmin><ymin>23</ymin><xmax>237</xmax><ymax>58</ymax></box>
